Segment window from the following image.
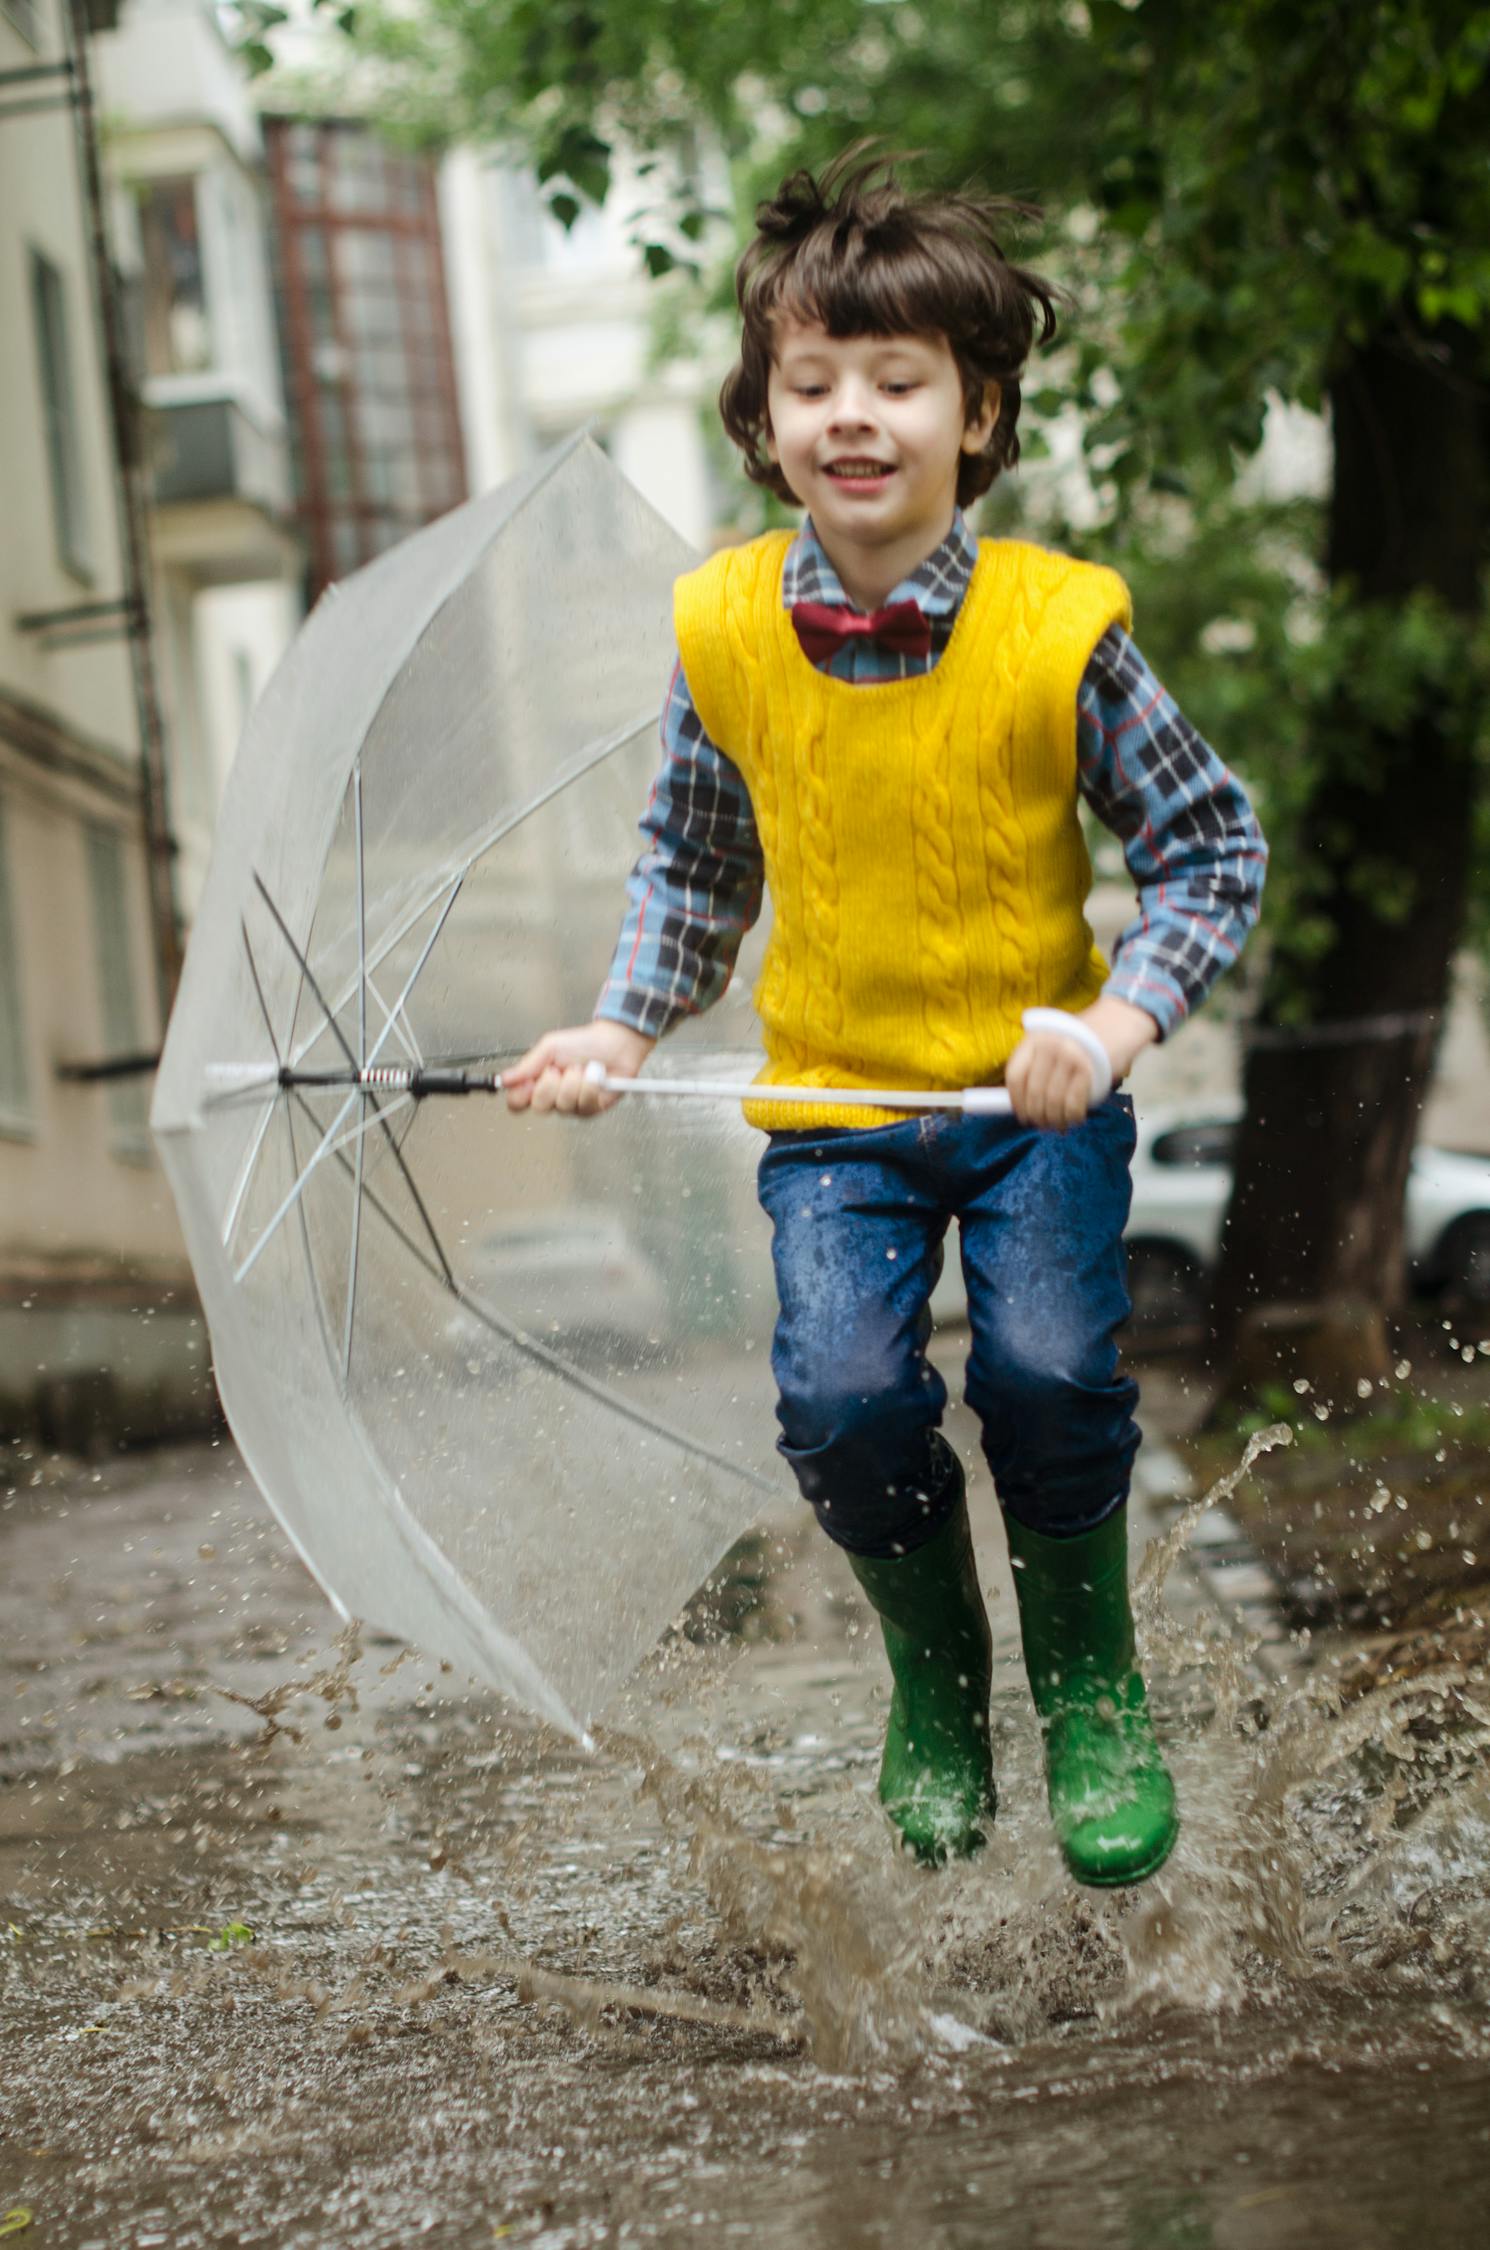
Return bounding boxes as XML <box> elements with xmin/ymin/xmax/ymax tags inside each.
<box><xmin>265</xmin><ymin>118</ymin><xmax>467</xmax><ymax>595</ymax></box>
<box><xmin>85</xmin><ymin>826</ymin><xmax>152</xmax><ymax>1162</ymax></box>
<box><xmin>1150</xmin><ymin>1122</ymin><xmax>1238</xmax><ymax>1170</ymax></box>
<box><xmin>0</xmin><ymin>799</ymin><xmax>33</xmax><ymax>1137</ymax></box>
<box><xmin>137</xmin><ymin>177</ymin><xmax>214</xmax><ymax>376</ymax></box>
<box><xmin>30</xmin><ymin>248</ymin><xmax>92</xmax><ymax>581</ymax></box>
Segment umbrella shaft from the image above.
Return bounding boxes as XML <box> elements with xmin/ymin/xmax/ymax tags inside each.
<box><xmin>205</xmin><ymin>1062</ymin><xmax>1013</xmax><ymax>1113</ymax></box>
<box><xmin>588</xmin><ymin>1070</ymin><xmax>1013</xmax><ymax>1116</ymax></box>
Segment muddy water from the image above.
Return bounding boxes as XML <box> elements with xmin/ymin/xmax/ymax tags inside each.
<box><xmin>3</xmin><ymin>1414</ymin><xmax>1489</xmax><ymax>2249</ymax></box>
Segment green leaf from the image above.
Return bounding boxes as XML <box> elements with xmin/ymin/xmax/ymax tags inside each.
<box><xmin>1418</xmin><ymin>283</ymin><xmax>1485</xmax><ymax>329</ymax></box>
<box><xmin>208</xmin><ymin>1921</ymin><xmax>255</xmax><ymax>1951</ymax></box>
<box><xmin>642</xmin><ymin>242</ymin><xmax>678</xmax><ymax>277</ymax></box>
<box><xmin>547</xmin><ymin>192</ymin><xmax>582</xmax><ymax>230</ymax></box>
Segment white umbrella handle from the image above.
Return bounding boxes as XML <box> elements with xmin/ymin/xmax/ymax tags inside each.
<box><xmin>584</xmin><ymin>1007</ymin><xmax>1113</xmax><ymax>1116</ymax></box>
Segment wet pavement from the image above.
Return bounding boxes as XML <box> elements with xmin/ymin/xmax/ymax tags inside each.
<box><xmin>3</xmin><ymin>1354</ymin><xmax>1490</xmax><ymax>2249</ymax></box>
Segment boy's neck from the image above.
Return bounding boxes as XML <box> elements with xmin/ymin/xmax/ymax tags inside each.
<box><xmin>808</xmin><ymin>506</ymin><xmax>961</xmax><ymax>613</ymax></box>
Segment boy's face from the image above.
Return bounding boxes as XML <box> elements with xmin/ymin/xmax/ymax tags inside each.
<box><xmin>765</xmin><ymin>314</ymin><xmax>998</xmax><ymax>599</ymax></box>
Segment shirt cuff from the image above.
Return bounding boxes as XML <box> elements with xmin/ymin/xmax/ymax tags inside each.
<box><xmin>593</xmin><ymin>987</ymin><xmax>679</xmax><ymax>1041</ymax></box>
<box><xmin>1101</xmin><ymin>964</ymin><xmax>1187</xmax><ymax>1043</ymax></box>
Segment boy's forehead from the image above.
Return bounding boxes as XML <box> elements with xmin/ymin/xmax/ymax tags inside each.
<box><xmin>771</xmin><ymin>314</ymin><xmax>947</xmax><ymax>363</ymax></box>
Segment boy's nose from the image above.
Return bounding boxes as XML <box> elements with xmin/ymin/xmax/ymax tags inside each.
<box><xmin>827</xmin><ymin>381</ymin><xmax>878</xmax><ymax>428</ymax></box>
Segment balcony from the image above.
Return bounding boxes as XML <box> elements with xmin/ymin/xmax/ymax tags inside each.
<box><xmin>146</xmin><ymin>391</ymin><xmax>298</xmax><ymax>584</ymax></box>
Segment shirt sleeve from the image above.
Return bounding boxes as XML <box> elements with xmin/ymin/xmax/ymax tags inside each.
<box><xmin>593</xmin><ymin>653</ymin><xmax>766</xmax><ymax>1040</ymax></box>
<box><xmin>1077</xmin><ymin>626</ymin><xmax>1268</xmax><ymax>1039</ymax></box>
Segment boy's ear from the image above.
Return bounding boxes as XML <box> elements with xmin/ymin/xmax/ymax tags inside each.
<box><xmin>963</xmin><ymin>380</ymin><xmax>1002</xmax><ymax>453</ymax></box>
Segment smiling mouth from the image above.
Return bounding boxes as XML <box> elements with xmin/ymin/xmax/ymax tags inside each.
<box><xmin>825</xmin><ymin>461</ymin><xmax>894</xmax><ymax>480</ymax></box>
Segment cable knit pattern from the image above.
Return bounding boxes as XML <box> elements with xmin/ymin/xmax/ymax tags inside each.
<box><xmin>673</xmin><ymin>532</ymin><xmax>1131</xmax><ymax>1129</ymax></box>
<box><xmin>909</xmin><ymin>688</ymin><xmax>974</xmax><ymax>1078</ymax></box>
<box><xmin>979</xmin><ymin>556</ymin><xmax>1057</xmax><ymax>1031</ymax></box>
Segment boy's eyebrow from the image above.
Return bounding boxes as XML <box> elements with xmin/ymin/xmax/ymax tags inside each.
<box><xmin>775</xmin><ymin>333</ymin><xmax>939</xmax><ymax>368</ymax></box>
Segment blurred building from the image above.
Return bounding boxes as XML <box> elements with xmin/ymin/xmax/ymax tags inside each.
<box><xmin>95</xmin><ymin>0</ymin><xmax>304</xmax><ymax>919</ymax></box>
<box><xmin>438</xmin><ymin>142</ymin><xmax>723</xmax><ymax>548</ymax></box>
<box><xmin>262</xmin><ymin>114</ymin><xmax>468</xmax><ymax>598</ymax></box>
<box><xmin>0</xmin><ymin>0</ymin><xmax>202</xmax><ymax>1445</ymax></box>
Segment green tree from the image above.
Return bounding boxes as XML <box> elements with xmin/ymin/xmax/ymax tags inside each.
<box><xmin>295</xmin><ymin>0</ymin><xmax>1490</xmax><ymax>1388</ymax></box>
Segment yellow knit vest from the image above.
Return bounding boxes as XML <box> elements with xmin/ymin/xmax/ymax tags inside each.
<box><xmin>673</xmin><ymin>531</ymin><xmax>1133</xmax><ymax>1129</ymax></box>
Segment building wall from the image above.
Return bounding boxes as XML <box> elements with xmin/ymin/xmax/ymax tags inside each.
<box><xmin>439</xmin><ymin>142</ymin><xmax>726</xmax><ymax>550</ymax></box>
<box><xmin>1</xmin><ymin>0</ymin><xmax>208</xmax><ymax>1444</ymax></box>
<box><xmin>97</xmin><ymin>0</ymin><xmax>305</xmax><ymax>929</ymax></box>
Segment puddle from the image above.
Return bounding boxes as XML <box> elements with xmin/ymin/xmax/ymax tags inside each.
<box><xmin>2</xmin><ymin>1430</ymin><xmax>1489</xmax><ymax>2246</ymax></box>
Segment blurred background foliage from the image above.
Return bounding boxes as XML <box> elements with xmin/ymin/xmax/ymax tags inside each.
<box><xmin>245</xmin><ymin>0</ymin><xmax>1490</xmax><ymax>1012</ymax></box>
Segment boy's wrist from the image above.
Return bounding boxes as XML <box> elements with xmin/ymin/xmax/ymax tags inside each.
<box><xmin>1079</xmin><ymin>994</ymin><xmax>1161</xmax><ymax>1080</ymax></box>
<box><xmin>593</xmin><ymin>1017</ymin><xmax>657</xmax><ymax>1073</ymax></box>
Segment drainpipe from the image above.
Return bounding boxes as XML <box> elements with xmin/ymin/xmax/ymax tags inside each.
<box><xmin>62</xmin><ymin>0</ymin><xmax>183</xmax><ymax>1028</ymax></box>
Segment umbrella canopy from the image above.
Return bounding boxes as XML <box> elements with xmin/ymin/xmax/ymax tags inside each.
<box><xmin>153</xmin><ymin>434</ymin><xmax>786</xmax><ymax>1738</ymax></box>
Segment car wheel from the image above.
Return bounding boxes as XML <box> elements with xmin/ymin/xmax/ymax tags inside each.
<box><xmin>1124</xmin><ymin>1242</ymin><xmax>1207</xmax><ymax>1338</ymax></box>
<box><xmin>1438</xmin><ymin>1212</ymin><xmax>1490</xmax><ymax>1310</ymax></box>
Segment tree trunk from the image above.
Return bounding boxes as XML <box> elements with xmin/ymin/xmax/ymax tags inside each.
<box><xmin>1209</xmin><ymin>312</ymin><xmax>1485</xmax><ymax>1399</ymax></box>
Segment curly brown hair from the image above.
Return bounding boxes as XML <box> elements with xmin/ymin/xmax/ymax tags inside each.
<box><xmin>719</xmin><ymin>141</ymin><xmax>1068</xmax><ymax>511</ymax></box>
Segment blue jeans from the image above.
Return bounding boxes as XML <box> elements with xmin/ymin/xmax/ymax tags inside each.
<box><xmin>755</xmin><ymin>1097</ymin><xmax>1141</xmax><ymax>1558</ymax></box>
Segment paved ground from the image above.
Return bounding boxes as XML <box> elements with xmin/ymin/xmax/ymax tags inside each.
<box><xmin>4</xmin><ymin>1357</ymin><xmax>1489</xmax><ymax>2250</ymax></box>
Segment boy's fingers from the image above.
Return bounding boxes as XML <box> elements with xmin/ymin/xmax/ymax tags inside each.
<box><xmin>529</xmin><ymin>1065</ymin><xmax>564</xmax><ymax>1115</ymax></box>
<box><xmin>502</xmin><ymin>1039</ymin><xmax>546</xmax><ymax>1082</ymax></box>
<box><xmin>552</xmin><ymin>1065</ymin><xmax>586</xmax><ymax>1117</ymax></box>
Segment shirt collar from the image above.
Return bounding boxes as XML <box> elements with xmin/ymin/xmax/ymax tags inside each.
<box><xmin>782</xmin><ymin>507</ymin><xmax>979</xmax><ymax>615</ymax></box>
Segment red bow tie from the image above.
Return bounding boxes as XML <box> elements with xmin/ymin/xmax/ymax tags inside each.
<box><xmin>790</xmin><ymin>598</ymin><xmax>933</xmax><ymax>666</ymax></box>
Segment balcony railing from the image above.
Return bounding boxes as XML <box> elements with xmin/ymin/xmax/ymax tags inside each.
<box><xmin>148</xmin><ymin>392</ymin><xmax>289</xmax><ymax>518</ymax></box>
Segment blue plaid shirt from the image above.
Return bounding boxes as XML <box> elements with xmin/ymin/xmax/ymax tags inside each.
<box><xmin>596</xmin><ymin>510</ymin><xmax>1266</xmax><ymax>1043</ymax></box>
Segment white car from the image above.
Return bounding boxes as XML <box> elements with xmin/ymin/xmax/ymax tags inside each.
<box><xmin>1124</xmin><ymin>1105</ymin><xmax>1490</xmax><ymax>1329</ymax></box>
<box><xmin>929</xmin><ymin>1105</ymin><xmax>1490</xmax><ymax>1336</ymax></box>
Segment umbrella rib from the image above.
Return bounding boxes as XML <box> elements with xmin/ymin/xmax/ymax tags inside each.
<box><xmin>342</xmin><ymin>1120</ymin><xmax>366</xmax><ymax>1381</ymax></box>
<box><xmin>220</xmin><ymin>917</ymin><xmax>288</xmax><ymax>1252</ymax></box>
<box><xmin>254</xmin><ymin>870</ymin><xmax>359</xmax><ymax>1075</ymax></box>
<box><xmin>279</xmin><ymin>1085</ymin><xmax>775</xmax><ymax>1496</ymax></box>
<box><xmin>364</xmin><ymin>1090</ymin><xmax>456</xmax><ymax>1289</ymax></box>
<box><xmin>366</xmin><ymin>969</ymin><xmax>423</xmax><ymax>1067</ymax></box>
<box><xmin>435</xmin><ymin>1290</ymin><xmax>778</xmax><ymax>1493</ymax></box>
<box><xmin>252</xmin><ymin>865</ymin><xmax>459</xmax><ymax>1288</ymax></box>
<box><xmin>287</xmin><ymin>1083</ymin><xmax>448</xmax><ymax>1291</ymax></box>
<box><xmin>362</xmin><ymin>872</ymin><xmax>463</xmax><ymax>1071</ymax></box>
<box><xmin>221</xmin><ymin>1094</ymin><xmax>279</xmax><ymax>1251</ymax></box>
<box><xmin>284</xmin><ymin>1085</ymin><xmax>344</xmax><ymax>1379</ymax></box>
<box><xmin>343</xmin><ymin>763</ymin><xmax>369</xmax><ymax>1379</ymax></box>
<box><xmin>354</xmin><ymin>763</ymin><xmax>367</xmax><ymax>1070</ymax></box>
<box><xmin>232</xmin><ymin>1087</ymin><xmax>358</xmax><ymax>1282</ymax></box>
<box><xmin>282</xmin><ymin>710</ymin><xmax>654</xmax><ymax>1075</ymax></box>
<box><xmin>233</xmin><ymin>1090</ymin><xmax>413</xmax><ymax>1285</ymax></box>
<box><xmin>242</xmin><ymin>912</ymin><xmax>286</xmax><ymax>1068</ymax></box>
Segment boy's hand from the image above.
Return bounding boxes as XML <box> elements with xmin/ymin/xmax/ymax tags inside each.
<box><xmin>502</xmin><ymin>1020</ymin><xmax>657</xmax><ymax>1119</ymax></box>
<box><xmin>1004</xmin><ymin>996</ymin><xmax>1159</xmax><ymax>1131</ymax></box>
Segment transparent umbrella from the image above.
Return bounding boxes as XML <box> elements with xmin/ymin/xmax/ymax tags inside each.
<box><xmin>151</xmin><ymin>435</ymin><xmax>790</xmax><ymax>1739</ymax></box>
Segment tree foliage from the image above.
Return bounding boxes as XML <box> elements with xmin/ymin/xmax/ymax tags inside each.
<box><xmin>291</xmin><ymin>0</ymin><xmax>1490</xmax><ymax>979</ymax></box>
<box><xmin>254</xmin><ymin>0</ymin><xmax>1490</xmax><ymax>1357</ymax></box>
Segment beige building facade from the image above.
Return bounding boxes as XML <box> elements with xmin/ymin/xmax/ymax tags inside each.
<box><xmin>0</xmin><ymin>0</ymin><xmax>206</xmax><ymax>1445</ymax></box>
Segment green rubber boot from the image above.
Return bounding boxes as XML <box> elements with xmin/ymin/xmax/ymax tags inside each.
<box><xmin>845</xmin><ymin>1490</ymin><xmax>996</xmax><ymax>1866</ymax></box>
<box><xmin>1004</xmin><ymin>1506</ymin><xmax>1178</xmax><ymax>1888</ymax></box>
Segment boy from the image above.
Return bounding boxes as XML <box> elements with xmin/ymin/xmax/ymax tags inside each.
<box><xmin>504</xmin><ymin>145</ymin><xmax>1266</xmax><ymax>1886</ymax></box>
